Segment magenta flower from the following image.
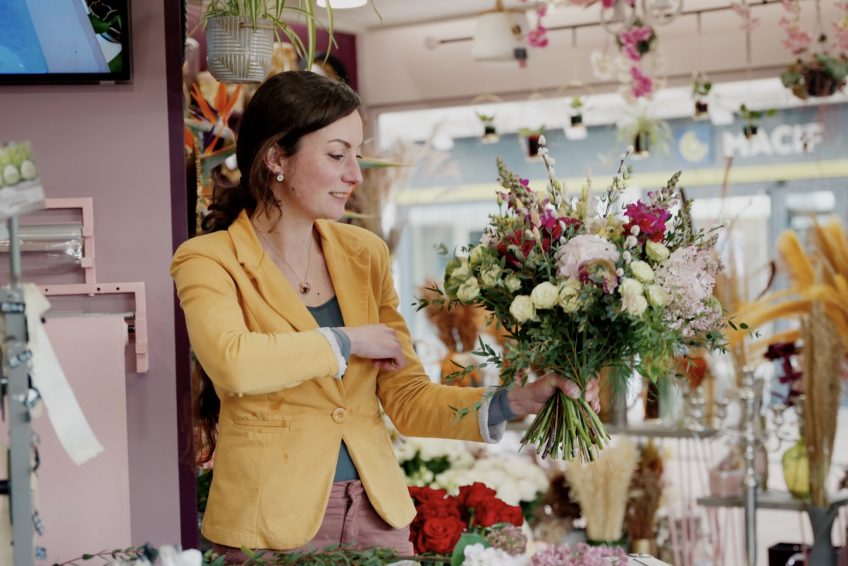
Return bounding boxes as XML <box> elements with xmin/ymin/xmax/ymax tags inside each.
<box><xmin>528</xmin><ymin>25</ymin><xmax>549</xmax><ymax>48</ymax></box>
<box><xmin>623</xmin><ymin>200</ymin><xmax>671</xmax><ymax>242</ymax></box>
<box><xmin>630</xmin><ymin>66</ymin><xmax>654</xmax><ymax>98</ymax></box>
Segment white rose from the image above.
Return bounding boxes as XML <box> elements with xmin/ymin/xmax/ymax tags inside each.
<box><xmin>647</xmin><ymin>284</ymin><xmax>670</xmax><ymax>307</ymax></box>
<box><xmin>3</xmin><ymin>165</ymin><xmax>20</xmax><ymax>186</ymax></box>
<box><xmin>629</xmin><ymin>260</ymin><xmax>655</xmax><ymax>283</ymax></box>
<box><xmin>19</xmin><ymin>160</ymin><xmax>37</xmax><ymax>181</ymax></box>
<box><xmin>456</xmin><ymin>277</ymin><xmax>481</xmax><ymax>303</ymax></box>
<box><xmin>558</xmin><ymin>278</ymin><xmax>581</xmax><ymax>313</ymax></box>
<box><xmin>619</xmin><ymin>277</ymin><xmax>648</xmax><ymax>317</ymax></box>
<box><xmin>530</xmin><ymin>281</ymin><xmax>559</xmax><ymax>309</ymax></box>
<box><xmin>469</xmin><ymin>244</ymin><xmax>486</xmax><ymax>266</ymax></box>
<box><xmin>509</xmin><ymin>295</ymin><xmax>536</xmax><ymax>323</ymax></box>
<box><xmin>504</xmin><ymin>273</ymin><xmax>522</xmax><ymax>292</ymax></box>
<box><xmin>450</xmin><ymin>262</ymin><xmax>472</xmax><ymax>283</ymax></box>
<box><xmin>479</xmin><ymin>265</ymin><xmax>502</xmax><ymax>288</ymax></box>
<box><xmin>646</xmin><ymin>240</ymin><xmax>671</xmax><ymax>262</ymax></box>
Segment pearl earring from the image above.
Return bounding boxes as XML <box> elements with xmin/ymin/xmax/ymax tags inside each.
<box><xmin>276</xmin><ymin>172</ymin><xmax>285</xmax><ymax>182</ymax></box>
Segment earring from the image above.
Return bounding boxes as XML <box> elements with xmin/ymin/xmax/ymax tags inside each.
<box><xmin>276</xmin><ymin>172</ymin><xmax>285</xmax><ymax>182</ymax></box>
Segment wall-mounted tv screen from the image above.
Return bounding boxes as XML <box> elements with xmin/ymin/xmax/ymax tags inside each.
<box><xmin>0</xmin><ymin>0</ymin><xmax>132</xmax><ymax>84</ymax></box>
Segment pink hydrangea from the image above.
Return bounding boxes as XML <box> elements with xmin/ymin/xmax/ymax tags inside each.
<box><xmin>555</xmin><ymin>235</ymin><xmax>620</xmax><ymax>279</ymax></box>
<box><xmin>654</xmin><ymin>246</ymin><xmax>723</xmax><ymax>337</ymax></box>
<box><xmin>531</xmin><ymin>543</ymin><xmax>628</xmax><ymax>566</ymax></box>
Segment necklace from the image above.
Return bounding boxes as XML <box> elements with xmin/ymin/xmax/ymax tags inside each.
<box><xmin>256</xmin><ymin>229</ymin><xmax>313</xmax><ymax>295</ymax></box>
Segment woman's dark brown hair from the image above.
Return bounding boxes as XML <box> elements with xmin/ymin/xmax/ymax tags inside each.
<box><xmin>194</xmin><ymin>71</ymin><xmax>361</xmax><ymax>464</ymax></box>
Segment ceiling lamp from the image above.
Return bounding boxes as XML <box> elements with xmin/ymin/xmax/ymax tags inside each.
<box><xmin>471</xmin><ymin>1</ymin><xmax>530</xmax><ymax>64</ymax></box>
<box><xmin>316</xmin><ymin>0</ymin><xmax>367</xmax><ymax>8</ymax></box>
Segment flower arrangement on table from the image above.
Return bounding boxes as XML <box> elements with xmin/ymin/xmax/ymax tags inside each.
<box><xmin>394</xmin><ymin>437</ymin><xmax>549</xmax><ymax>520</ymax></box>
<box><xmin>408</xmin><ymin>482</ymin><xmax>526</xmax><ymax>558</ymax></box>
<box><xmin>419</xmin><ymin>137</ymin><xmax>726</xmax><ymax>462</ymax></box>
<box><xmin>778</xmin><ymin>0</ymin><xmax>848</xmax><ymax>99</ymax></box>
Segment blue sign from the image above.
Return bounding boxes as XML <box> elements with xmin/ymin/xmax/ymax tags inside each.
<box><xmin>674</xmin><ymin>123</ymin><xmax>713</xmax><ymax>167</ymax></box>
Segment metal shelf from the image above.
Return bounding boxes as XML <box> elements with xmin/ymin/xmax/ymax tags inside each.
<box><xmin>697</xmin><ymin>490</ymin><xmax>848</xmax><ymax>512</ymax></box>
<box><xmin>607</xmin><ymin>422</ymin><xmax>719</xmax><ymax>439</ymax></box>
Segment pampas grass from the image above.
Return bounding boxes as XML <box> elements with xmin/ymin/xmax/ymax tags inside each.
<box><xmin>801</xmin><ymin>301</ymin><xmax>845</xmax><ymax>507</ymax></box>
<box><xmin>564</xmin><ymin>438</ymin><xmax>639</xmax><ymax>542</ymax></box>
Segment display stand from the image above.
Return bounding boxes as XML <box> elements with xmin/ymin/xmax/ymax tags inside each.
<box><xmin>1</xmin><ymin>215</ymin><xmax>36</xmax><ymax>566</ymax></box>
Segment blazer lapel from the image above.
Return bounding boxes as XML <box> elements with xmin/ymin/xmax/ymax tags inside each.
<box><xmin>228</xmin><ymin>211</ymin><xmax>317</xmax><ymax>332</ymax></box>
<box><xmin>316</xmin><ymin>220</ymin><xmax>371</xmax><ymax>329</ymax></box>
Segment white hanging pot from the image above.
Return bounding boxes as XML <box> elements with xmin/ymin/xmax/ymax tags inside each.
<box><xmin>471</xmin><ymin>9</ymin><xmax>529</xmax><ymax>63</ymax></box>
<box><xmin>206</xmin><ymin>16</ymin><xmax>274</xmax><ymax>84</ymax></box>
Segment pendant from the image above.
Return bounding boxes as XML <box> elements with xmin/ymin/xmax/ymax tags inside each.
<box><xmin>299</xmin><ymin>282</ymin><xmax>311</xmax><ymax>295</ymax></box>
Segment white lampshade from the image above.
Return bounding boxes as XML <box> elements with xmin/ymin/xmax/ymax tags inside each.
<box><xmin>316</xmin><ymin>0</ymin><xmax>367</xmax><ymax>8</ymax></box>
<box><xmin>471</xmin><ymin>10</ymin><xmax>529</xmax><ymax>63</ymax></box>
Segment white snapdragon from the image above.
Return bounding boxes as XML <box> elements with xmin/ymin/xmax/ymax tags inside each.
<box><xmin>530</xmin><ymin>282</ymin><xmax>559</xmax><ymax>309</ymax></box>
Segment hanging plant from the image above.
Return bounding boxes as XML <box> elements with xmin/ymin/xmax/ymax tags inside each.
<box><xmin>569</xmin><ymin>96</ymin><xmax>585</xmax><ymax>127</ymax></box>
<box><xmin>203</xmin><ymin>0</ymin><xmax>333</xmax><ymax>83</ymax></box>
<box><xmin>738</xmin><ymin>104</ymin><xmax>777</xmax><ymax>139</ymax></box>
<box><xmin>476</xmin><ymin>112</ymin><xmax>500</xmax><ymax>144</ymax></box>
<box><xmin>691</xmin><ymin>73</ymin><xmax>712</xmax><ymax>120</ymax></box>
<box><xmin>616</xmin><ymin>114</ymin><xmax>671</xmax><ymax>159</ymax></box>
<box><xmin>518</xmin><ymin>126</ymin><xmax>545</xmax><ymax>159</ymax></box>
<box><xmin>778</xmin><ymin>0</ymin><xmax>848</xmax><ymax>99</ymax></box>
<box><xmin>616</xmin><ymin>19</ymin><xmax>657</xmax><ymax>62</ymax></box>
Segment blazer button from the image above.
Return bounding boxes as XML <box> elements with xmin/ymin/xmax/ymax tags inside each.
<box><xmin>331</xmin><ymin>407</ymin><xmax>346</xmax><ymax>424</ymax></box>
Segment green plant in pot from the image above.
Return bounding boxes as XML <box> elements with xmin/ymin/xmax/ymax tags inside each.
<box><xmin>691</xmin><ymin>73</ymin><xmax>712</xmax><ymax>121</ymax></box>
<box><xmin>203</xmin><ymin>0</ymin><xmax>330</xmax><ymax>84</ymax></box>
<box><xmin>781</xmin><ymin>53</ymin><xmax>848</xmax><ymax>99</ymax></box>
<box><xmin>738</xmin><ymin>104</ymin><xmax>777</xmax><ymax>139</ymax></box>
<box><xmin>477</xmin><ymin>112</ymin><xmax>500</xmax><ymax>144</ymax></box>
<box><xmin>616</xmin><ymin>114</ymin><xmax>671</xmax><ymax>159</ymax></box>
<box><xmin>569</xmin><ymin>96</ymin><xmax>585</xmax><ymax>127</ymax></box>
<box><xmin>519</xmin><ymin>126</ymin><xmax>545</xmax><ymax>159</ymax></box>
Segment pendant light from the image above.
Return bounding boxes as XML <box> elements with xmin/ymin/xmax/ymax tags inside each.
<box><xmin>471</xmin><ymin>0</ymin><xmax>530</xmax><ymax>64</ymax></box>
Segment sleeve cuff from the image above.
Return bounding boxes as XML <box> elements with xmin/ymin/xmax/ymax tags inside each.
<box><xmin>315</xmin><ymin>328</ymin><xmax>347</xmax><ymax>379</ymax></box>
<box><xmin>477</xmin><ymin>387</ymin><xmax>507</xmax><ymax>444</ymax></box>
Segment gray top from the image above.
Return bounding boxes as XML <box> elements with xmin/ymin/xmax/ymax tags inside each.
<box><xmin>307</xmin><ymin>296</ymin><xmax>516</xmax><ymax>483</ymax></box>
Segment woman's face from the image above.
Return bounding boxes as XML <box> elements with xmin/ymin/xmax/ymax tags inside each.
<box><xmin>275</xmin><ymin>110</ymin><xmax>364</xmax><ymax>222</ymax></box>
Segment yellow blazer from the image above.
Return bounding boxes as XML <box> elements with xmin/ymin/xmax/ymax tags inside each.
<box><xmin>171</xmin><ymin>211</ymin><xmax>488</xmax><ymax>549</ymax></box>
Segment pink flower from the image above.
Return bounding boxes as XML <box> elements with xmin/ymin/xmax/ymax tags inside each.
<box><xmin>555</xmin><ymin>234</ymin><xmax>620</xmax><ymax>279</ymax></box>
<box><xmin>602</xmin><ymin>0</ymin><xmax>616</xmax><ymax>8</ymax></box>
<box><xmin>623</xmin><ymin>201</ymin><xmax>671</xmax><ymax>242</ymax></box>
<box><xmin>528</xmin><ymin>25</ymin><xmax>549</xmax><ymax>48</ymax></box>
<box><xmin>782</xmin><ymin>23</ymin><xmax>813</xmax><ymax>54</ymax></box>
<box><xmin>630</xmin><ymin>66</ymin><xmax>654</xmax><ymax>98</ymax></box>
<box><xmin>654</xmin><ymin>246</ymin><xmax>723</xmax><ymax>337</ymax></box>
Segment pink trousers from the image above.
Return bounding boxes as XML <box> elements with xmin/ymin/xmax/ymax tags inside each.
<box><xmin>212</xmin><ymin>480</ymin><xmax>413</xmax><ymax>563</ymax></box>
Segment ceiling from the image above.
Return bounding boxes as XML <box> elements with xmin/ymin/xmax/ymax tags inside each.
<box><xmin>324</xmin><ymin>0</ymin><xmax>536</xmax><ymax>32</ymax></box>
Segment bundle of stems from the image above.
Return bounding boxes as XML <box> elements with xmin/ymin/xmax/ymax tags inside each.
<box><xmin>521</xmin><ymin>391</ymin><xmax>610</xmax><ymax>461</ymax></box>
<box><xmin>564</xmin><ymin>439</ymin><xmax>639</xmax><ymax>542</ymax></box>
<box><xmin>801</xmin><ymin>301</ymin><xmax>845</xmax><ymax>507</ymax></box>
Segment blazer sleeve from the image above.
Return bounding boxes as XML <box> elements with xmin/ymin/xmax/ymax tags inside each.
<box><xmin>171</xmin><ymin>244</ymin><xmax>339</xmax><ymax>395</ymax></box>
<box><xmin>373</xmin><ymin>240</ymin><xmax>487</xmax><ymax>441</ymax></box>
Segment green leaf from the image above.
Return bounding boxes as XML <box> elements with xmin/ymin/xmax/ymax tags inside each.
<box><xmin>451</xmin><ymin>532</ymin><xmax>491</xmax><ymax>566</ymax></box>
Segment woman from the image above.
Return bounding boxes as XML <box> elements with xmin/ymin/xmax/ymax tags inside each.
<box><xmin>171</xmin><ymin>71</ymin><xmax>575</xmax><ymax>559</ymax></box>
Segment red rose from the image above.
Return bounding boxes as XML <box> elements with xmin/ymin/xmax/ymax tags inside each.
<box><xmin>415</xmin><ymin>515</ymin><xmax>466</xmax><ymax>554</ymax></box>
<box><xmin>458</xmin><ymin>482</ymin><xmax>498</xmax><ymax>511</ymax></box>
<box><xmin>500</xmin><ymin>503</ymin><xmax>525</xmax><ymax>527</ymax></box>
<box><xmin>418</xmin><ymin>497</ymin><xmax>462</xmax><ymax>520</ymax></box>
<box><xmin>408</xmin><ymin>486</ymin><xmax>448</xmax><ymax>506</ymax></box>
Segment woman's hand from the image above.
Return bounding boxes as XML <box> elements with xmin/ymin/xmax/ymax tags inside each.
<box><xmin>339</xmin><ymin>324</ymin><xmax>406</xmax><ymax>370</ymax></box>
<box><xmin>507</xmin><ymin>373</ymin><xmax>601</xmax><ymax>417</ymax></box>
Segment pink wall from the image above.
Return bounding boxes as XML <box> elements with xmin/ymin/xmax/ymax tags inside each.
<box><xmin>0</xmin><ymin>0</ymin><xmax>180</xmax><ymax>547</ymax></box>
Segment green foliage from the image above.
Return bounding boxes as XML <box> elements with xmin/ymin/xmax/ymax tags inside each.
<box><xmin>691</xmin><ymin>73</ymin><xmax>712</xmax><ymax>98</ymax></box>
<box><xmin>738</xmin><ymin>104</ymin><xmax>778</xmax><ymax>125</ymax></box>
<box><xmin>450</xmin><ymin>533</ymin><xmax>491</xmax><ymax>566</ymax></box>
<box><xmin>617</xmin><ymin>115</ymin><xmax>672</xmax><ymax>153</ymax></box>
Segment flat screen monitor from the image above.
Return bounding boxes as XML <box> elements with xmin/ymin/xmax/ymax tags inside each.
<box><xmin>0</xmin><ymin>0</ymin><xmax>132</xmax><ymax>84</ymax></box>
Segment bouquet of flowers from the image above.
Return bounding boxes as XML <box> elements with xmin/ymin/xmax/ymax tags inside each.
<box><xmin>421</xmin><ymin>137</ymin><xmax>725</xmax><ymax>461</ymax></box>
<box><xmin>408</xmin><ymin>483</ymin><xmax>525</xmax><ymax>557</ymax></box>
